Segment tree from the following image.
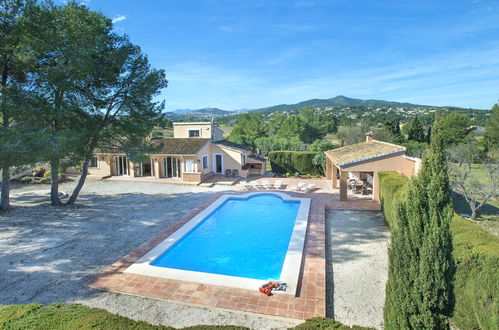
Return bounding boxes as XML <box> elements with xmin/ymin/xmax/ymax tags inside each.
<box><xmin>440</xmin><ymin>112</ymin><xmax>472</xmax><ymax>145</ymax></box>
<box><xmin>483</xmin><ymin>103</ymin><xmax>498</xmax><ymax>152</ymax></box>
<box><xmin>0</xmin><ymin>0</ymin><xmax>39</xmax><ymax>211</ymax></box>
<box><xmin>337</xmin><ymin>119</ymin><xmax>371</xmax><ymax>146</ymax></box>
<box><xmin>309</xmin><ymin>139</ymin><xmax>336</xmax><ymax>152</ymax></box>
<box><xmin>385</xmin><ymin>111</ymin><xmax>454</xmax><ymax>328</ymax></box>
<box><xmin>383</xmin><ymin>119</ymin><xmax>404</xmax><ymax>143</ymax></box>
<box><xmin>267</xmin><ymin>112</ymin><xmax>286</xmax><ymax>136</ymax></box>
<box><xmin>254</xmin><ymin>136</ymin><xmax>305</xmax><ymax>156</ymax></box>
<box><xmin>448</xmin><ymin>142</ymin><xmax>499</xmax><ymax>220</ymax></box>
<box><xmin>407</xmin><ymin>116</ymin><xmax>425</xmax><ymax>142</ymax></box>
<box><xmin>228</xmin><ymin>113</ymin><xmax>266</xmax><ymax>148</ymax></box>
<box><xmin>276</xmin><ymin>116</ymin><xmax>305</xmax><ymax>141</ymax></box>
<box><xmin>66</xmin><ymin>37</ymin><xmax>167</xmax><ymax>205</ymax></box>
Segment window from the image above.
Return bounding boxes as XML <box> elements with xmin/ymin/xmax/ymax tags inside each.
<box><xmin>188</xmin><ymin>129</ymin><xmax>200</xmax><ymax>138</ymax></box>
<box><xmin>202</xmin><ymin>155</ymin><xmax>208</xmax><ymax>169</ymax></box>
<box><xmin>185</xmin><ymin>159</ymin><xmax>195</xmax><ymax>173</ymax></box>
<box><xmin>89</xmin><ymin>156</ymin><xmax>98</xmax><ymax>168</ymax></box>
<box><xmin>242</xmin><ymin>153</ymin><xmax>247</xmax><ymax>165</ymax></box>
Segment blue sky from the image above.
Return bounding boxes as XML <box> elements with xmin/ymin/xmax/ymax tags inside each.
<box><xmin>81</xmin><ymin>0</ymin><xmax>498</xmax><ymax>110</ymax></box>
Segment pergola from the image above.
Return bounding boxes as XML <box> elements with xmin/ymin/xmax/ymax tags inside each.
<box><xmin>325</xmin><ymin>134</ymin><xmax>420</xmax><ymax>201</ymax></box>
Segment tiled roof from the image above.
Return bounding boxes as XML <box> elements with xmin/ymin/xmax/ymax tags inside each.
<box><xmin>151</xmin><ymin>138</ymin><xmax>210</xmax><ymax>155</ymax></box>
<box><xmin>325</xmin><ymin>140</ymin><xmax>405</xmax><ymax>166</ymax></box>
<box><xmin>213</xmin><ymin>140</ymin><xmax>252</xmax><ymax>152</ymax></box>
<box><xmin>248</xmin><ymin>153</ymin><xmax>266</xmax><ymax>162</ymax></box>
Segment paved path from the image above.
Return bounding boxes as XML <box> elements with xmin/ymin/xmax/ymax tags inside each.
<box><xmin>0</xmin><ymin>179</ymin><xmax>296</xmax><ymax>329</ymax></box>
<box><xmin>326</xmin><ymin>210</ymin><xmax>390</xmax><ymax>329</ymax></box>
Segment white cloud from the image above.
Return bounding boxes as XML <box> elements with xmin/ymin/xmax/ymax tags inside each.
<box><xmin>112</xmin><ymin>15</ymin><xmax>127</xmax><ymax>23</ymax></box>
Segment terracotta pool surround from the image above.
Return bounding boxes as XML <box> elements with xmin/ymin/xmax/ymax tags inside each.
<box><xmin>87</xmin><ymin>185</ymin><xmax>379</xmax><ymax>321</ymax></box>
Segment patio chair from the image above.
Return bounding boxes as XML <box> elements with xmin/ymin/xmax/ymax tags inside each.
<box><xmin>225</xmin><ymin>169</ymin><xmax>232</xmax><ymax>177</ymax></box>
<box><xmin>291</xmin><ymin>182</ymin><xmax>306</xmax><ymax>191</ymax></box>
<box><xmin>273</xmin><ymin>180</ymin><xmax>284</xmax><ymax>189</ymax></box>
<box><xmin>232</xmin><ymin>169</ymin><xmax>239</xmax><ymax>177</ymax></box>
<box><xmin>263</xmin><ymin>180</ymin><xmax>273</xmax><ymax>189</ymax></box>
<box><xmin>239</xmin><ymin>180</ymin><xmax>253</xmax><ymax>190</ymax></box>
<box><xmin>300</xmin><ymin>183</ymin><xmax>316</xmax><ymax>192</ymax></box>
<box><xmin>254</xmin><ymin>181</ymin><xmax>264</xmax><ymax>189</ymax></box>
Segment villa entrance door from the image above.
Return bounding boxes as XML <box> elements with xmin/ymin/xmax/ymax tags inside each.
<box><xmin>114</xmin><ymin>156</ymin><xmax>129</xmax><ymax>176</ymax></box>
<box><xmin>162</xmin><ymin>157</ymin><xmax>181</xmax><ymax>178</ymax></box>
<box><xmin>213</xmin><ymin>154</ymin><xmax>223</xmax><ymax>174</ymax></box>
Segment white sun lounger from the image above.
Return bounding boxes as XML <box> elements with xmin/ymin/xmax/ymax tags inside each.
<box><xmin>273</xmin><ymin>180</ymin><xmax>284</xmax><ymax>189</ymax></box>
<box><xmin>239</xmin><ymin>180</ymin><xmax>253</xmax><ymax>190</ymax></box>
<box><xmin>291</xmin><ymin>182</ymin><xmax>306</xmax><ymax>191</ymax></box>
<box><xmin>263</xmin><ymin>180</ymin><xmax>273</xmax><ymax>189</ymax></box>
<box><xmin>300</xmin><ymin>183</ymin><xmax>316</xmax><ymax>192</ymax></box>
<box><xmin>254</xmin><ymin>181</ymin><xmax>264</xmax><ymax>189</ymax></box>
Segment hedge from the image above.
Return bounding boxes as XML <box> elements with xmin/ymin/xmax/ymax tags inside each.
<box><xmin>378</xmin><ymin>171</ymin><xmax>498</xmax><ymax>329</ymax></box>
<box><xmin>269</xmin><ymin>151</ymin><xmax>321</xmax><ymax>175</ymax></box>
<box><xmin>0</xmin><ymin>304</ymin><xmax>369</xmax><ymax>330</ymax></box>
<box><xmin>377</xmin><ymin>171</ymin><xmax>409</xmax><ymax>229</ymax></box>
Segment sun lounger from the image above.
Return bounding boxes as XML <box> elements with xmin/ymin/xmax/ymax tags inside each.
<box><xmin>300</xmin><ymin>183</ymin><xmax>316</xmax><ymax>192</ymax></box>
<box><xmin>291</xmin><ymin>182</ymin><xmax>306</xmax><ymax>191</ymax></box>
<box><xmin>254</xmin><ymin>181</ymin><xmax>264</xmax><ymax>189</ymax></box>
<box><xmin>273</xmin><ymin>180</ymin><xmax>284</xmax><ymax>189</ymax></box>
<box><xmin>239</xmin><ymin>180</ymin><xmax>252</xmax><ymax>190</ymax></box>
<box><xmin>263</xmin><ymin>180</ymin><xmax>273</xmax><ymax>189</ymax></box>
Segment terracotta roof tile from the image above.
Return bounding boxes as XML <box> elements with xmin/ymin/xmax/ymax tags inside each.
<box><xmin>325</xmin><ymin>140</ymin><xmax>405</xmax><ymax>166</ymax></box>
<box><xmin>150</xmin><ymin>138</ymin><xmax>210</xmax><ymax>155</ymax></box>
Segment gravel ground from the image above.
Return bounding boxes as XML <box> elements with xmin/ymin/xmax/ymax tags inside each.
<box><xmin>326</xmin><ymin>210</ymin><xmax>390</xmax><ymax>330</ymax></box>
<box><xmin>0</xmin><ymin>178</ymin><xmax>297</xmax><ymax>329</ymax></box>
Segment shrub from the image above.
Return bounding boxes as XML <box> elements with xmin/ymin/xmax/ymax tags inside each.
<box><xmin>293</xmin><ymin>317</ymin><xmax>373</xmax><ymax>329</ymax></box>
<box><xmin>269</xmin><ymin>151</ymin><xmax>321</xmax><ymax>175</ymax></box>
<box><xmin>0</xmin><ymin>303</ymin><xmax>250</xmax><ymax>329</ymax></box>
<box><xmin>377</xmin><ymin>171</ymin><xmax>408</xmax><ymax>229</ymax></box>
<box><xmin>40</xmin><ymin>171</ymin><xmax>66</xmax><ymax>184</ymax></box>
<box><xmin>19</xmin><ymin>176</ymin><xmax>33</xmax><ymax>184</ymax></box>
<box><xmin>379</xmin><ymin>171</ymin><xmax>499</xmax><ymax>329</ymax></box>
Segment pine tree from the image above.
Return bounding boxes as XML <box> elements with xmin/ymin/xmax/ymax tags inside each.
<box><xmin>384</xmin><ymin>111</ymin><xmax>454</xmax><ymax>329</ymax></box>
<box><xmin>407</xmin><ymin>116</ymin><xmax>426</xmax><ymax>143</ymax></box>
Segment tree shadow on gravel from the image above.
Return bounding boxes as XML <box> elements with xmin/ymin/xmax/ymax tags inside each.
<box><xmin>0</xmin><ymin>189</ymin><xmax>221</xmax><ymax>305</ymax></box>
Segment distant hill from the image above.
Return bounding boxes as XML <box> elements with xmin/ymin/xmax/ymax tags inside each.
<box><xmin>251</xmin><ymin>95</ymin><xmax>429</xmax><ymax>113</ymax></box>
<box><xmin>171</xmin><ymin>107</ymin><xmax>233</xmax><ymax>115</ymax></box>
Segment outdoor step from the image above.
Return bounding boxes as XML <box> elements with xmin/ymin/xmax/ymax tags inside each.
<box><xmin>198</xmin><ymin>182</ymin><xmax>215</xmax><ymax>188</ymax></box>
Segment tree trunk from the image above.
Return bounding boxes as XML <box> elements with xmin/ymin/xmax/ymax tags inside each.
<box><xmin>66</xmin><ymin>158</ymin><xmax>89</xmax><ymax>205</ymax></box>
<box><xmin>0</xmin><ymin>166</ymin><xmax>10</xmax><ymax>211</ymax></box>
<box><xmin>50</xmin><ymin>158</ymin><xmax>62</xmax><ymax>205</ymax></box>
<box><xmin>470</xmin><ymin>206</ymin><xmax>477</xmax><ymax>220</ymax></box>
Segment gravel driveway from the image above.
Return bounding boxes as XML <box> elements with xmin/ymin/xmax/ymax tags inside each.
<box><xmin>326</xmin><ymin>210</ymin><xmax>390</xmax><ymax>329</ymax></box>
<box><xmin>0</xmin><ymin>179</ymin><xmax>296</xmax><ymax>329</ymax></box>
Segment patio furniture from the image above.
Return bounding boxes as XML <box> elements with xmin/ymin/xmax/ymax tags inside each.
<box><xmin>232</xmin><ymin>169</ymin><xmax>239</xmax><ymax>177</ymax></box>
<box><xmin>354</xmin><ymin>184</ymin><xmax>363</xmax><ymax>194</ymax></box>
<box><xmin>300</xmin><ymin>183</ymin><xmax>316</xmax><ymax>192</ymax></box>
<box><xmin>239</xmin><ymin>180</ymin><xmax>252</xmax><ymax>190</ymax></box>
<box><xmin>225</xmin><ymin>169</ymin><xmax>232</xmax><ymax>177</ymax></box>
<box><xmin>254</xmin><ymin>181</ymin><xmax>264</xmax><ymax>189</ymax></box>
<box><xmin>291</xmin><ymin>182</ymin><xmax>306</xmax><ymax>191</ymax></box>
<box><xmin>273</xmin><ymin>180</ymin><xmax>284</xmax><ymax>189</ymax></box>
<box><xmin>263</xmin><ymin>180</ymin><xmax>273</xmax><ymax>189</ymax></box>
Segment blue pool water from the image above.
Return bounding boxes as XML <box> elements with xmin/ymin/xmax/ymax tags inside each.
<box><xmin>151</xmin><ymin>194</ymin><xmax>300</xmax><ymax>280</ymax></box>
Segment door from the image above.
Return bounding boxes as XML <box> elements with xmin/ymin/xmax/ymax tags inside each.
<box><xmin>213</xmin><ymin>154</ymin><xmax>223</xmax><ymax>174</ymax></box>
<box><xmin>162</xmin><ymin>157</ymin><xmax>180</xmax><ymax>178</ymax></box>
<box><xmin>114</xmin><ymin>156</ymin><xmax>129</xmax><ymax>176</ymax></box>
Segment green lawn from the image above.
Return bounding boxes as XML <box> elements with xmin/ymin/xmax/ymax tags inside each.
<box><xmin>0</xmin><ymin>304</ymin><xmax>372</xmax><ymax>330</ymax></box>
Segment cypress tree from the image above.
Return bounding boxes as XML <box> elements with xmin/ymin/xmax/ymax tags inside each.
<box><xmin>407</xmin><ymin>116</ymin><xmax>426</xmax><ymax>143</ymax></box>
<box><xmin>384</xmin><ymin>111</ymin><xmax>454</xmax><ymax>329</ymax></box>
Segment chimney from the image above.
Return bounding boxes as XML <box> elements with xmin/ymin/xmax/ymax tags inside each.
<box><xmin>365</xmin><ymin>131</ymin><xmax>374</xmax><ymax>142</ymax></box>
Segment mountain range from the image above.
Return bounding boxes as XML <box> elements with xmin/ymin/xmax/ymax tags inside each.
<box><xmin>165</xmin><ymin>95</ymin><xmax>463</xmax><ymax>118</ymax></box>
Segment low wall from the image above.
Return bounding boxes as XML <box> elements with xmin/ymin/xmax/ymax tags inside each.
<box><xmin>182</xmin><ymin>172</ymin><xmax>203</xmax><ymax>183</ymax></box>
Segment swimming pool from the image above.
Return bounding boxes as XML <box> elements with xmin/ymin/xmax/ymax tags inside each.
<box><xmin>125</xmin><ymin>192</ymin><xmax>311</xmax><ymax>295</ymax></box>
